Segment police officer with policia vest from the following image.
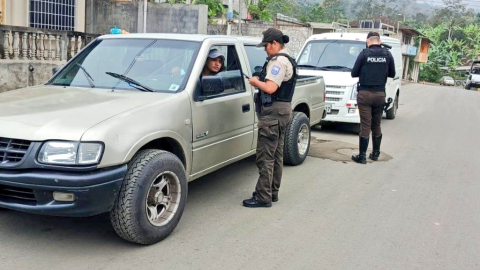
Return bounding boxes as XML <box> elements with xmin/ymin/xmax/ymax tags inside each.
<box><xmin>351</xmin><ymin>32</ymin><xmax>395</xmax><ymax>164</ymax></box>
<box><xmin>242</xmin><ymin>28</ymin><xmax>297</xmax><ymax>208</ymax></box>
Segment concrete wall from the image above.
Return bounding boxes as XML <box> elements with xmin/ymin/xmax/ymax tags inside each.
<box><xmin>86</xmin><ymin>0</ymin><xmax>140</xmax><ymax>34</ymax></box>
<box><xmin>86</xmin><ymin>0</ymin><xmax>208</xmax><ymax>34</ymax></box>
<box><xmin>0</xmin><ymin>61</ymin><xmax>65</xmax><ymax>92</ymax></box>
<box><xmin>146</xmin><ymin>4</ymin><xmax>207</xmax><ymax>34</ymax></box>
<box><xmin>208</xmin><ymin>21</ymin><xmax>312</xmax><ymax>57</ymax></box>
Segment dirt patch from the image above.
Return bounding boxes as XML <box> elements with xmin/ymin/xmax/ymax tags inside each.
<box><xmin>308</xmin><ymin>138</ymin><xmax>393</xmax><ymax>163</ymax></box>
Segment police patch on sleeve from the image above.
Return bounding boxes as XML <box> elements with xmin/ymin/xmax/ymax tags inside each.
<box><xmin>271</xmin><ymin>65</ymin><xmax>281</xmax><ymax>75</ymax></box>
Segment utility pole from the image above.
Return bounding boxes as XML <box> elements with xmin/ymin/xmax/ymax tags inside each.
<box><xmin>143</xmin><ymin>0</ymin><xmax>148</xmax><ymax>33</ymax></box>
<box><xmin>227</xmin><ymin>0</ymin><xmax>233</xmax><ymax>35</ymax></box>
<box><xmin>239</xmin><ymin>0</ymin><xmax>242</xmax><ymax>35</ymax></box>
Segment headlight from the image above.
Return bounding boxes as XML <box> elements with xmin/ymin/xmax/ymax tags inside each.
<box><xmin>38</xmin><ymin>141</ymin><xmax>103</xmax><ymax>165</ymax></box>
<box><xmin>351</xmin><ymin>83</ymin><xmax>358</xmax><ymax>100</ymax></box>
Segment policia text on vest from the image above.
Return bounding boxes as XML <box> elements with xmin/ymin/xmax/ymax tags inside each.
<box><xmin>350</xmin><ymin>32</ymin><xmax>396</xmax><ymax>165</ymax></box>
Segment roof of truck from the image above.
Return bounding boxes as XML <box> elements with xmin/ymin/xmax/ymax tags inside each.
<box><xmin>307</xmin><ymin>32</ymin><xmax>400</xmax><ymax>44</ymax></box>
<box><xmin>99</xmin><ymin>33</ymin><xmax>261</xmax><ymax>43</ymax></box>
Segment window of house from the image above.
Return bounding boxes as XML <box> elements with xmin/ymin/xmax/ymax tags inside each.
<box><xmin>29</xmin><ymin>0</ymin><xmax>76</xmax><ymax>31</ymax></box>
<box><xmin>197</xmin><ymin>44</ymin><xmax>247</xmax><ymax>99</ymax></box>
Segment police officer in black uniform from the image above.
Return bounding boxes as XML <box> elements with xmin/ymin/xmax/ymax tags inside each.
<box><xmin>350</xmin><ymin>32</ymin><xmax>395</xmax><ymax>164</ymax></box>
<box><xmin>242</xmin><ymin>28</ymin><xmax>297</xmax><ymax>207</ymax></box>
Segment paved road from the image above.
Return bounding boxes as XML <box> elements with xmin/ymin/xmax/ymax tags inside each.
<box><xmin>1</xmin><ymin>84</ymin><xmax>480</xmax><ymax>270</ymax></box>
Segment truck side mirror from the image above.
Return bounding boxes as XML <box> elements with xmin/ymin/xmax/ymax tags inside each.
<box><xmin>201</xmin><ymin>76</ymin><xmax>224</xmax><ymax>96</ymax></box>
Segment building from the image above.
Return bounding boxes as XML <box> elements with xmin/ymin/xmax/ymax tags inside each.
<box><xmin>0</xmin><ymin>0</ymin><xmax>86</xmax><ymax>32</ymax></box>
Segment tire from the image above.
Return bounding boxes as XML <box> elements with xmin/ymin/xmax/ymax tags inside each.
<box><xmin>386</xmin><ymin>94</ymin><xmax>398</xmax><ymax>120</ymax></box>
<box><xmin>465</xmin><ymin>84</ymin><xmax>471</xmax><ymax>90</ymax></box>
<box><xmin>284</xmin><ymin>112</ymin><xmax>310</xmax><ymax>166</ymax></box>
<box><xmin>110</xmin><ymin>149</ymin><xmax>187</xmax><ymax>245</ymax></box>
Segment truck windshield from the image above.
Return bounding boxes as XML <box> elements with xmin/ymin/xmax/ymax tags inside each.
<box><xmin>297</xmin><ymin>40</ymin><xmax>366</xmax><ymax>71</ymax></box>
<box><xmin>49</xmin><ymin>38</ymin><xmax>200</xmax><ymax>93</ymax></box>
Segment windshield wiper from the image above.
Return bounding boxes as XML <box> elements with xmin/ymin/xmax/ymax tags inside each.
<box><xmin>297</xmin><ymin>64</ymin><xmax>330</xmax><ymax>70</ymax></box>
<box><xmin>76</xmin><ymin>63</ymin><xmax>95</xmax><ymax>88</ymax></box>
<box><xmin>319</xmin><ymin>65</ymin><xmax>352</xmax><ymax>71</ymax></box>
<box><xmin>105</xmin><ymin>72</ymin><xmax>155</xmax><ymax>92</ymax></box>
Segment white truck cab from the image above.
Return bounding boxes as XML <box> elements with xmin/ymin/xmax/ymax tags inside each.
<box><xmin>296</xmin><ymin>32</ymin><xmax>403</xmax><ymax>124</ymax></box>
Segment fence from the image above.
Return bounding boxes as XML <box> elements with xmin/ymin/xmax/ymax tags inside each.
<box><xmin>0</xmin><ymin>25</ymin><xmax>100</xmax><ymax>92</ymax></box>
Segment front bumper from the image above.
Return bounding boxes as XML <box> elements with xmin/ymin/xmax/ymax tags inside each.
<box><xmin>0</xmin><ymin>165</ymin><xmax>127</xmax><ymax>217</ymax></box>
<box><xmin>323</xmin><ymin>104</ymin><xmax>360</xmax><ymax>124</ymax></box>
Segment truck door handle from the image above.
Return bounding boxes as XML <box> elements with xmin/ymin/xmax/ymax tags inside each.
<box><xmin>242</xmin><ymin>104</ymin><xmax>250</xmax><ymax>113</ymax></box>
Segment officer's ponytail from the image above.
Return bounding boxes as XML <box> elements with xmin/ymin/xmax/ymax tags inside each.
<box><xmin>275</xmin><ymin>35</ymin><xmax>290</xmax><ymax>46</ymax></box>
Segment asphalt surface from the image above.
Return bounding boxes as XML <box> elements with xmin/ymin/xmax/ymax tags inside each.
<box><xmin>1</xmin><ymin>84</ymin><xmax>480</xmax><ymax>270</ymax></box>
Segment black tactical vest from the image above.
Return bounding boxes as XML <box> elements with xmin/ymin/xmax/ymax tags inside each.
<box><xmin>259</xmin><ymin>53</ymin><xmax>297</xmax><ymax>102</ymax></box>
<box><xmin>359</xmin><ymin>47</ymin><xmax>389</xmax><ymax>90</ymax></box>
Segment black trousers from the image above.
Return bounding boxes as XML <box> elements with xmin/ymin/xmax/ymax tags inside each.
<box><xmin>357</xmin><ymin>90</ymin><xmax>385</xmax><ymax>137</ymax></box>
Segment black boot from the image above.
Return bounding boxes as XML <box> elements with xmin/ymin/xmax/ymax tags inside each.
<box><xmin>352</xmin><ymin>136</ymin><xmax>369</xmax><ymax>164</ymax></box>
<box><xmin>369</xmin><ymin>134</ymin><xmax>382</xmax><ymax>161</ymax></box>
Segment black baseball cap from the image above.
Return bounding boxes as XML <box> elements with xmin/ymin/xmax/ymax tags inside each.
<box><xmin>367</xmin><ymin>32</ymin><xmax>380</xmax><ymax>39</ymax></box>
<box><xmin>256</xmin><ymin>28</ymin><xmax>284</xmax><ymax>47</ymax></box>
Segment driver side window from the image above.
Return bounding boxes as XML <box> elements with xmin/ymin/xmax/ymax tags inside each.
<box><xmin>198</xmin><ymin>44</ymin><xmax>247</xmax><ymax>99</ymax></box>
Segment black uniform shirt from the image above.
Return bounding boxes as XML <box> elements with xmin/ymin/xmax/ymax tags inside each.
<box><xmin>351</xmin><ymin>44</ymin><xmax>396</xmax><ymax>91</ymax></box>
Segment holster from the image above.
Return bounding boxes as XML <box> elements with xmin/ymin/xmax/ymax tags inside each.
<box><xmin>254</xmin><ymin>92</ymin><xmax>262</xmax><ymax>113</ymax></box>
<box><xmin>383</xmin><ymin>97</ymin><xmax>393</xmax><ymax>112</ymax></box>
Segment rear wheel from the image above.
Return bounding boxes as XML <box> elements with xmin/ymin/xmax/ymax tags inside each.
<box><xmin>386</xmin><ymin>94</ymin><xmax>398</xmax><ymax>120</ymax></box>
<box><xmin>110</xmin><ymin>150</ymin><xmax>187</xmax><ymax>245</ymax></box>
<box><xmin>465</xmin><ymin>84</ymin><xmax>471</xmax><ymax>90</ymax></box>
<box><xmin>284</xmin><ymin>112</ymin><xmax>310</xmax><ymax>166</ymax></box>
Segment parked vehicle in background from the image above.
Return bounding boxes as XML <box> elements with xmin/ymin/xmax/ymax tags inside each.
<box><xmin>440</xmin><ymin>76</ymin><xmax>455</xmax><ymax>86</ymax></box>
<box><xmin>296</xmin><ymin>32</ymin><xmax>403</xmax><ymax>128</ymax></box>
<box><xmin>465</xmin><ymin>61</ymin><xmax>480</xmax><ymax>90</ymax></box>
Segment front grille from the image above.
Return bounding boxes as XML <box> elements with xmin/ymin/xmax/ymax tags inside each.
<box><xmin>0</xmin><ymin>137</ymin><xmax>32</xmax><ymax>165</ymax></box>
<box><xmin>326</xmin><ymin>85</ymin><xmax>346</xmax><ymax>89</ymax></box>
<box><xmin>326</xmin><ymin>91</ymin><xmax>344</xmax><ymax>95</ymax></box>
<box><xmin>326</xmin><ymin>97</ymin><xmax>342</xmax><ymax>102</ymax></box>
<box><xmin>0</xmin><ymin>184</ymin><xmax>37</xmax><ymax>204</ymax></box>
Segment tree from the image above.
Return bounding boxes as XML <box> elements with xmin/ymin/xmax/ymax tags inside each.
<box><xmin>246</xmin><ymin>0</ymin><xmax>273</xmax><ymax>21</ymax></box>
<box><xmin>321</xmin><ymin>0</ymin><xmax>345</xmax><ymax>23</ymax></box>
<box><xmin>430</xmin><ymin>0</ymin><xmax>467</xmax><ymax>40</ymax></box>
<box><xmin>192</xmin><ymin>0</ymin><xmax>225</xmax><ymax>18</ymax></box>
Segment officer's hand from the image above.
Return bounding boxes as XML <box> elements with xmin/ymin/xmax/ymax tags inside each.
<box><xmin>249</xmin><ymin>76</ymin><xmax>260</xmax><ymax>87</ymax></box>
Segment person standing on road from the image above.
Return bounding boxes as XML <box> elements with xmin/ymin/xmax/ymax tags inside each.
<box><xmin>242</xmin><ymin>28</ymin><xmax>297</xmax><ymax>208</ymax></box>
<box><xmin>350</xmin><ymin>32</ymin><xmax>396</xmax><ymax>164</ymax></box>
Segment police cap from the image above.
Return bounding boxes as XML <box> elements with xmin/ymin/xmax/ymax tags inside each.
<box><xmin>256</xmin><ymin>28</ymin><xmax>285</xmax><ymax>47</ymax></box>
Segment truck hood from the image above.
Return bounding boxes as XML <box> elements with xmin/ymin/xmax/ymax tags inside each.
<box><xmin>298</xmin><ymin>69</ymin><xmax>358</xmax><ymax>87</ymax></box>
<box><xmin>0</xmin><ymin>86</ymin><xmax>170</xmax><ymax>141</ymax></box>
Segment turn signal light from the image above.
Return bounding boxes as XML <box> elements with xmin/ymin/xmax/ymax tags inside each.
<box><xmin>53</xmin><ymin>192</ymin><xmax>75</xmax><ymax>202</ymax></box>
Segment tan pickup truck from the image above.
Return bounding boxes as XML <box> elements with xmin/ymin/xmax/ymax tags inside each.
<box><xmin>0</xmin><ymin>34</ymin><xmax>325</xmax><ymax>244</ymax></box>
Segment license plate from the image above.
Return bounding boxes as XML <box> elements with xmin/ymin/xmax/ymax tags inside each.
<box><xmin>326</xmin><ymin>105</ymin><xmax>332</xmax><ymax>113</ymax></box>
